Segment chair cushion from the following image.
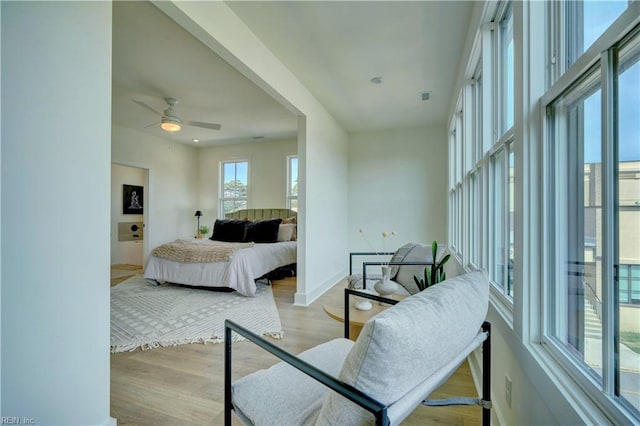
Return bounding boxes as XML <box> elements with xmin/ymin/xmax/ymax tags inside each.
<box><xmin>316</xmin><ymin>271</ymin><xmax>489</xmax><ymax>425</ymax></box>
<box><xmin>232</xmin><ymin>338</ymin><xmax>354</xmax><ymax>426</ymax></box>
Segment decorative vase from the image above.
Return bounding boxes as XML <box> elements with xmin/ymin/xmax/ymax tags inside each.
<box><xmin>374</xmin><ymin>266</ymin><xmax>397</xmax><ymax>298</ymax></box>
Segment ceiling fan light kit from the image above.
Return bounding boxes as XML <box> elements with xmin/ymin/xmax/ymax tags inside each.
<box><xmin>133</xmin><ymin>97</ymin><xmax>221</xmax><ymax>134</ymax></box>
<box><xmin>160</xmin><ymin>118</ymin><xmax>182</xmax><ymax>132</ymax></box>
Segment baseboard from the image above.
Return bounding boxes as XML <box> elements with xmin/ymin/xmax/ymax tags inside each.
<box><xmin>103</xmin><ymin>416</ymin><xmax>117</xmax><ymax>426</ymax></box>
<box><xmin>468</xmin><ymin>347</ymin><xmax>505</xmax><ymax>426</ymax></box>
<box><xmin>293</xmin><ymin>271</ymin><xmax>346</xmax><ymax>306</ymax></box>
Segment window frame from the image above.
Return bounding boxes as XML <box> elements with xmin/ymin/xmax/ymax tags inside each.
<box><xmin>541</xmin><ymin>6</ymin><xmax>640</xmax><ymax>420</ymax></box>
<box><xmin>286</xmin><ymin>155</ymin><xmax>298</xmax><ymax>211</ymax></box>
<box><xmin>219</xmin><ymin>159</ymin><xmax>250</xmax><ymax>218</ymax></box>
<box><xmin>487</xmin><ymin>1</ymin><xmax>516</xmax><ymax>301</ymax></box>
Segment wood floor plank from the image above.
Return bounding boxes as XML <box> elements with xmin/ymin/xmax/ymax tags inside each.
<box><xmin>111</xmin><ymin>276</ymin><xmax>482</xmax><ymax>425</ymax></box>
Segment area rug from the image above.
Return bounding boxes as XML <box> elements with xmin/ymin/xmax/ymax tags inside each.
<box><xmin>110</xmin><ymin>275</ymin><xmax>283</xmax><ymax>353</ymax></box>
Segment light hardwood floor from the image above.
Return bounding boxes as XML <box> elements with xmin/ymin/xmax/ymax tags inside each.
<box><xmin>110</xmin><ymin>276</ymin><xmax>481</xmax><ymax>425</ymax></box>
<box><xmin>111</xmin><ymin>264</ymin><xmax>144</xmax><ymax>287</ymax></box>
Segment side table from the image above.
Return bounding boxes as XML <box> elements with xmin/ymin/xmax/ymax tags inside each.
<box><xmin>323</xmin><ymin>293</ymin><xmax>405</xmax><ymax>340</ymax></box>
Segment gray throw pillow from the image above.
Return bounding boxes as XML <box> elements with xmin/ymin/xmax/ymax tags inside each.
<box><xmin>316</xmin><ymin>271</ymin><xmax>490</xmax><ymax>425</ymax></box>
<box><xmin>388</xmin><ymin>243</ymin><xmax>417</xmax><ymax>279</ymax></box>
<box><xmin>394</xmin><ymin>243</ymin><xmax>432</xmax><ymax>294</ymax></box>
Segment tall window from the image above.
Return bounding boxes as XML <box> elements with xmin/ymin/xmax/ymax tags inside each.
<box><xmin>565</xmin><ymin>1</ymin><xmax>629</xmax><ymax>69</ymax></box>
<box><xmin>500</xmin><ymin>3</ymin><xmax>514</xmax><ymax>133</ymax></box>
<box><xmin>220</xmin><ymin>160</ymin><xmax>248</xmax><ymax>216</ymax></box>
<box><xmin>449</xmin><ymin>108</ymin><xmax>464</xmax><ymax>254</ymax></box>
<box><xmin>616</xmin><ymin>30</ymin><xmax>640</xmax><ymax>412</ymax></box>
<box><xmin>287</xmin><ymin>155</ymin><xmax>298</xmax><ymax>211</ymax></box>
<box><xmin>490</xmin><ymin>1</ymin><xmax>515</xmax><ymax>299</ymax></box>
<box><xmin>544</xmin><ymin>8</ymin><xmax>640</xmax><ymax>415</ymax></box>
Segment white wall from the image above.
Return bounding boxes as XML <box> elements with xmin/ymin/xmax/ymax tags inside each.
<box><xmin>111</xmin><ymin>164</ymin><xmax>145</xmax><ymax>265</ymax></box>
<box><xmin>112</xmin><ymin>125</ymin><xmax>198</xmax><ymax>260</ymax></box>
<box><xmin>196</xmin><ymin>138</ymin><xmax>296</xmax><ymax>222</ymax></box>
<box><xmin>155</xmin><ymin>1</ymin><xmax>350</xmax><ymax>305</ymax></box>
<box><xmin>348</xmin><ymin>126</ymin><xmax>448</xmax><ymax>254</ymax></box>
<box><xmin>1</xmin><ymin>2</ymin><xmax>112</xmax><ymax>424</ymax></box>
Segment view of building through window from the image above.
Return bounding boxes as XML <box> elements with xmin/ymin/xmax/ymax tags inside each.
<box><xmin>616</xmin><ymin>35</ymin><xmax>639</xmax><ymax>410</ymax></box>
<box><xmin>546</xmin><ymin>4</ymin><xmax>639</xmax><ymax>411</ymax></box>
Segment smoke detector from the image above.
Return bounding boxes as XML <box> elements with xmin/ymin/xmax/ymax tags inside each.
<box><xmin>420</xmin><ymin>91</ymin><xmax>432</xmax><ymax>101</ymax></box>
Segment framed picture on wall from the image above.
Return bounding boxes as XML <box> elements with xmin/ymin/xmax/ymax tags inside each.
<box><xmin>123</xmin><ymin>184</ymin><xmax>144</xmax><ymax>215</ymax></box>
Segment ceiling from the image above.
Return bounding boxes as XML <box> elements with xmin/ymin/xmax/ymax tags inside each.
<box><xmin>112</xmin><ymin>1</ymin><xmax>474</xmax><ymax>147</ymax></box>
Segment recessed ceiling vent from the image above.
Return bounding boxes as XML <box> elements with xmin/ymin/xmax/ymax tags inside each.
<box><xmin>420</xmin><ymin>91</ymin><xmax>432</xmax><ymax>101</ymax></box>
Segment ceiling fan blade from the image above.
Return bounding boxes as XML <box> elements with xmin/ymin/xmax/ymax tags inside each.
<box><xmin>133</xmin><ymin>100</ymin><xmax>163</xmax><ymax>117</ymax></box>
<box><xmin>183</xmin><ymin>119</ymin><xmax>222</xmax><ymax>131</ymax></box>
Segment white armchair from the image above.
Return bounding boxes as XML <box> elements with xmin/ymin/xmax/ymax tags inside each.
<box><xmin>224</xmin><ymin>271</ymin><xmax>491</xmax><ymax>426</ymax></box>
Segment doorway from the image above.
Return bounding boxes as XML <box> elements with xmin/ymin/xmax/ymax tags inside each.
<box><xmin>111</xmin><ymin>163</ymin><xmax>148</xmax><ymax>285</ymax></box>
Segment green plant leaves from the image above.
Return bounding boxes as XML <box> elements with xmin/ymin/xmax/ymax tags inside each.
<box><xmin>413</xmin><ymin>240</ymin><xmax>449</xmax><ymax>292</ymax></box>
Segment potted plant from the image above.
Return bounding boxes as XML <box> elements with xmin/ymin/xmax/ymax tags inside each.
<box><xmin>198</xmin><ymin>225</ymin><xmax>210</xmax><ymax>239</ymax></box>
<box><xmin>414</xmin><ymin>240</ymin><xmax>450</xmax><ymax>291</ymax></box>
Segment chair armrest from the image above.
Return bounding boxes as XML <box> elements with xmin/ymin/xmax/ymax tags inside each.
<box><xmin>349</xmin><ymin>252</ymin><xmax>395</xmax><ymax>275</ymax></box>
<box><xmin>362</xmin><ymin>261</ymin><xmax>434</xmax><ymax>290</ymax></box>
<box><xmin>344</xmin><ymin>288</ymin><xmax>398</xmax><ymax>340</ymax></box>
<box><xmin>224</xmin><ymin>320</ymin><xmax>390</xmax><ymax>426</ymax></box>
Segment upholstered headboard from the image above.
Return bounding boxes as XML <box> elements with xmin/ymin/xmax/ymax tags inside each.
<box><xmin>225</xmin><ymin>208</ymin><xmax>297</xmax><ymax>221</ymax></box>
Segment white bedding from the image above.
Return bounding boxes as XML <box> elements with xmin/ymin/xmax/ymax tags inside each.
<box><xmin>144</xmin><ymin>239</ymin><xmax>297</xmax><ymax>297</ymax></box>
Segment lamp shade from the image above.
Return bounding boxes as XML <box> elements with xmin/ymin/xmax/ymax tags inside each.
<box><xmin>160</xmin><ymin>117</ymin><xmax>181</xmax><ymax>132</ymax></box>
<box><xmin>194</xmin><ymin>210</ymin><xmax>203</xmax><ymax>217</ymax></box>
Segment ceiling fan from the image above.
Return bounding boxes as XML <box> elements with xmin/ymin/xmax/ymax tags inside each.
<box><xmin>133</xmin><ymin>97</ymin><xmax>222</xmax><ymax>133</ymax></box>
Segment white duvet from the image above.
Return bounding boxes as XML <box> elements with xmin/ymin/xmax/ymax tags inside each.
<box><xmin>144</xmin><ymin>239</ymin><xmax>297</xmax><ymax>296</ymax></box>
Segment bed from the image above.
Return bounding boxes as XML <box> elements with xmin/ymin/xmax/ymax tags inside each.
<box><xmin>143</xmin><ymin>209</ymin><xmax>297</xmax><ymax>297</ymax></box>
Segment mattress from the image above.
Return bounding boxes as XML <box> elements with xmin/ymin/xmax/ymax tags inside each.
<box><xmin>144</xmin><ymin>239</ymin><xmax>297</xmax><ymax>296</ymax></box>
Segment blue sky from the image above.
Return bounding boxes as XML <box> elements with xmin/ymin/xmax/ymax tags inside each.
<box><xmin>583</xmin><ymin>1</ymin><xmax>639</xmax><ymax>163</ymax></box>
<box><xmin>224</xmin><ymin>161</ymin><xmax>248</xmax><ymax>185</ymax></box>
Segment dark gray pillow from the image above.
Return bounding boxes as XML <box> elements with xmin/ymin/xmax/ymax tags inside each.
<box><xmin>211</xmin><ymin>219</ymin><xmax>247</xmax><ymax>242</ymax></box>
<box><xmin>244</xmin><ymin>219</ymin><xmax>282</xmax><ymax>243</ymax></box>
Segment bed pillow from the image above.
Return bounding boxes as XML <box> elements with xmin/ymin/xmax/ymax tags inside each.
<box><xmin>282</xmin><ymin>217</ymin><xmax>297</xmax><ymax>240</ymax></box>
<box><xmin>277</xmin><ymin>224</ymin><xmax>296</xmax><ymax>242</ymax></box>
<box><xmin>244</xmin><ymin>219</ymin><xmax>282</xmax><ymax>243</ymax></box>
<box><xmin>211</xmin><ymin>219</ymin><xmax>248</xmax><ymax>242</ymax></box>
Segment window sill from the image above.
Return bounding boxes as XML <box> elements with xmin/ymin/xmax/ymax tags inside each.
<box><xmin>525</xmin><ymin>339</ymin><xmax>639</xmax><ymax>425</ymax></box>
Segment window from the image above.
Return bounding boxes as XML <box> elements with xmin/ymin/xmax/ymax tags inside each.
<box><xmin>565</xmin><ymin>1</ymin><xmax>629</xmax><ymax>69</ymax></box>
<box><xmin>286</xmin><ymin>155</ymin><xmax>298</xmax><ymax>211</ymax></box>
<box><xmin>447</xmin><ymin>1</ymin><xmax>516</xmax><ymax>301</ymax></box>
<box><xmin>488</xmin><ymin>1</ymin><xmax>515</xmax><ymax>299</ymax></box>
<box><xmin>220</xmin><ymin>160</ymin><xmax>248</xmax><ymax>216</ymax></box>
<box><xmin>543</xmin><ymin>14</ymin><xmax>640</xmax><ymax>416</ymax></box>
<box><xmin>616</xmin><ymin>31</ymin><xmax>640</xmax><ymax>411</ymax></box>
<box><xmin>448</xmin><ymin>0</ymin><xmax>638</xmax><ymax>421</ymax></box>
<box><xmin>500</xmin><ymin>3</ymin><xmax>514</xmax><ymax>133</ymax></box>
<box><xmin>449</xmin><ymin>108</ymin><xmax>464</xmax><ymax>254</ymax></box>
<box><xmin>619</xmin><ymin>265</ymin><xmax>640</xmax><ymax>305</ymax></box>
<box><xmin>507</xmin><ymin>147</ymin><xmax>515</xmax><ymax>294</ymax></box>
<box><xmin>488</xmin><ymin>145</ymin><xmax>514</xmax><ymax>297</ymax></box>
<box><xmin>470</xmin><ymin>170</ymin><xmax>480</xmax><ymax>267</ymax></box>
<box><xmin>547</xmin><ymin>66</ymin><xmax>603</xmax><ymax>366</ymax></box>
